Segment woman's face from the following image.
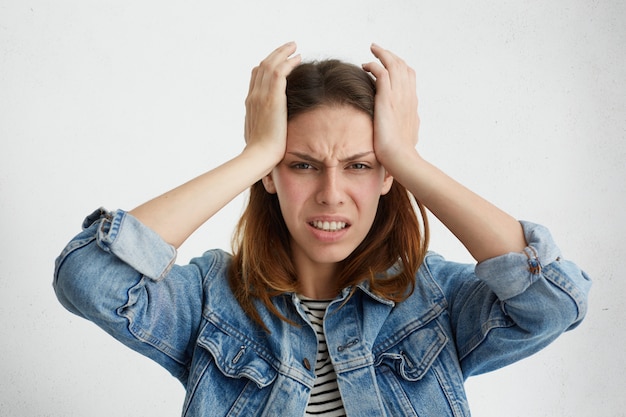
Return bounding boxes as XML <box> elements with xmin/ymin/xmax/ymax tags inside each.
<box><xmin>263</xmin><ymin>105</ymin><xmax>393</xmax><ymax>281</ymax></box>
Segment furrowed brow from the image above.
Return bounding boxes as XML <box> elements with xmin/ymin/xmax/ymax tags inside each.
<box><xmin>339</xmin><ymin>151</ymin><xmax>375</xmax><ymax>163</ymax></box>
<box><xmin>286</xmin><ymin>152</ymin><xmax>323</xmax><ymax>164</ymax></box>
<box><xmin>286</xmin><ymin>151</ymin><xmax>374</xmax><ymax>164</ymax></box>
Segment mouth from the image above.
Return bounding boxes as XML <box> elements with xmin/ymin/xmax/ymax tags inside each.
<box><xmin>309</xmin><ymin>220</ymin><xmax>349</xmax><ymax>232</ymax></box>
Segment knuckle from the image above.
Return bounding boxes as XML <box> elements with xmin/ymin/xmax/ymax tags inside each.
<box><xmin>271</xmin><ymin>66</ymin><xmax>283</xmax><ymax>80</ymax></box>
<box><xmin>258</xmin><ymin>57</ymin><xmax>272</xmax><ymax>69</ymax></box>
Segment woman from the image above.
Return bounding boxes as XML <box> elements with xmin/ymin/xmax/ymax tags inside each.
<box><xmin>54</xmin><ymin>42</ymin><xmax>591</xmax><ymax>416</ymax></box>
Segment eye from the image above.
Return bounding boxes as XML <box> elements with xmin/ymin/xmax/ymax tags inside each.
<box><xmin>291</xmin><ymin>162</ymin><xmax>314</xmax><ymax>170</ymax></box>
<box><xmin>348</xmin><ymin>163</ymin><xmax>370</xmax><ymax>170</ymax></box>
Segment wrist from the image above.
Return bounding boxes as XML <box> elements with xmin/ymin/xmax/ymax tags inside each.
<box><xmin>241</xmin><ymin>142</ymin><xmax>284</xmax><ymax>176</ymax></box>
<box><xmin>379</xmin><ymin>146</ymin><xmax>423</xmax><ymax>178</ymax></box>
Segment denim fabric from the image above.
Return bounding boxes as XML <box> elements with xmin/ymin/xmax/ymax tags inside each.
<box><xmin>54</xmin><ymin>208</ymin><xmax>591</xmax><ymax>417</ymax></box>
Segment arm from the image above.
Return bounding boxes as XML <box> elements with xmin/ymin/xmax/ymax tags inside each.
<box><xmin>424</xmin><ymin>221</ymin><xmax>591</xmax><ymax>377</ymax></box>
<box><xmin>363</xmin><ymin>44</ymin><xmax>525</xmax><ymax>262</ymax></box>
<box><xmin>54</xmin><ymin>44</ymin><xmax>301</xmax><ymax>379</ymax></box>
<box><xmin>363</xmin><ymin>45</ymin><xmax>591</xmax><ymax>376</ymax></box>
<box><xmin>130</xmin><ymin>42</ymin><xmax>301</xmax><ymax>248</ymax></box>
<box><xmin>53</xmin><ymin>209</ymin><xmax>204</xmax><ymax>381</ymax></box>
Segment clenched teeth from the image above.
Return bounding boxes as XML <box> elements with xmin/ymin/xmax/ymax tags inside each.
<box><xmin>310</xmin><ymin>220</ymin><xmax>348</xmax><ymax>231</ymax></box>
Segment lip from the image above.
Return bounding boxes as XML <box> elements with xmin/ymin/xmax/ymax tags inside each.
<box><xmin>306</xmin><ymin>216</ymin><xmax>351</xmax><ymax>242</ymax></box>
<box><xmin>307</xmin><ymin>215</ymin><xmax>351</xmax><ymax>224</ymax></box>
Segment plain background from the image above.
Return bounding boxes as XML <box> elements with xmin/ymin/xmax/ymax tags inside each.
<box><xmin>1</xmin><ymin>1</ymin><xmax>624</xmax><ymax>416</ymax></box>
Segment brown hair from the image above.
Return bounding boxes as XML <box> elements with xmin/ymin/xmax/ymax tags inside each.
<box><xmin>229</xmin><ymin>60</ymin><xmax>429</xmax><ymax>331</ymax></box>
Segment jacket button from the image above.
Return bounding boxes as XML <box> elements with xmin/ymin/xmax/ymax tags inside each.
<box><xmin>303</xmin><ymin>358</ymin><xmax>311</xmax><ymax>371</ymax></box>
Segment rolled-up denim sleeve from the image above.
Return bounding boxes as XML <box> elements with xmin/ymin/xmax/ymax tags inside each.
<box><xmin>434</xmin><ymin>221</ymin><xmax>591</xmax><ymax>378</ymax></box>
<box><xmin>53</xmin><ymin>208</ymin><xmax>203</xmax><ymax>382</ymax></box>
<box><xmin>91</xmin><ymin>207</ymin><xmax>177</xmax><ymax>281</ymax></box>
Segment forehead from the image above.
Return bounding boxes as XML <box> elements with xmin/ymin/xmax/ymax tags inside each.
<box><xmin>286</xmin><ymin>105</ymin><xmax>374</xmax><ymax>158</ymax></box>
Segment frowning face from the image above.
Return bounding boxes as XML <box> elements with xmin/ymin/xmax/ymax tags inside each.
<box><xmin>262</xmin><ymin>105</ymin><xmax>393</xmax><ymax>289</ymax></box>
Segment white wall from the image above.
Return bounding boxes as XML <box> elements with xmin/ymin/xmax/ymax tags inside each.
<box><xmin>1</xmin><ymin>1</ymin><xmax>624</xmax><ymax>415</ymax></box>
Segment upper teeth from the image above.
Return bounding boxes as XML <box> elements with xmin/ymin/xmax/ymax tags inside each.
<box><xmin>311</xmin><ymin>220</ymin><xmax>347</xmax><ymax>231</ymax></box>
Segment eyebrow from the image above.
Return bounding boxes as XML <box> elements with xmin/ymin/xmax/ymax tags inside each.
<box><xmin>286</xmin><ymin>151</ymin><xmax>375</xmax><ymax>164</ymax></box>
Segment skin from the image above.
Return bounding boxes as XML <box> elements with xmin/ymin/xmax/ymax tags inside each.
<box><xmin>262</xmin><ymin>105</ymin><xmax>393</xmax><ymax>298</ymax></box>
<box><xmin>362</xmin><ymin>44</ymin><xmax>525</xmax><ymax>262</ymax></box>
<box><xmin>130</xmin><ymin>41</ymin><xmax>526</xmax><ymax>299</ymax></box>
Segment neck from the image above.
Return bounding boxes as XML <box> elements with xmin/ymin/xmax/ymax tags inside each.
<box><xmin>294</xmin><ymin>259</ymin><xmax>340</xmax><ymax>300</ymax></box>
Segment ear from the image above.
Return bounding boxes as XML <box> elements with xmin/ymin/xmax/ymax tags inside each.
<box><xmin>262</xmin><ymin>172</ymin><xmax>277</xmax><ymax>194</ymax></box>
<box><xmin>381</xmin><ymin>171</ymin><xmax>394</xmax><ymax>196</ymax></box>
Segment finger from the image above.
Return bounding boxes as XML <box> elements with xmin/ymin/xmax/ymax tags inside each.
<box><xmin>362</xmin><ymin>61</ymin><xmax>387</xmax><ymax>80</ymax></box>
<box><xmin>257</xmin><ymin>43</ymin><xmax>299</xmax><ymax>85</ymax></box>
<box><xmin>247</xmin><ymin>65</ymin><xmax>259</xmax><ymax>95</ymax></box>
<box><xmin>362</xmin><ymin>61</ymin><xmax>391</xmax><ymax>96</ymax></box>
<box><xmin>257</xmin><ymin>53</ymin><xmax>301</xmax><ymax>96</ymax></box>
<box><xmin>368</xmin><ymin>43</ymin><xmax>415</xmax><ymax>90</ymax></box>
<box><xmin>248</xmin><ymin>43</ymin><xmax>300</xmax><ymax>100</ymax></box>
<box><xmin>369</xmin><ymin>43</ymin><xmax>404</xmax><ymax>70</ymax></box>
<box><xmin>250</xmin><ymin>42</ymin><xmax>297</xmax><ymax>80</ymax></box>
<box><xmin>259</xmin><ymin>41</ymin><xmax>298</xmax><ymax>70</ymax></box>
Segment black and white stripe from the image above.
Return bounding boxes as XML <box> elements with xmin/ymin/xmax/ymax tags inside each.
<box><xmin>300</xmin><ymin>298</ymin><xmax>346</xmax><ymax>417</ymax></box>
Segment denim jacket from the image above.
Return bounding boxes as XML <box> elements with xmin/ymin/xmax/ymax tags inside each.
<box><xmin>54</xmin><ymin>208</ymin><xmax>591</xmax><ymax>416</ymax></box>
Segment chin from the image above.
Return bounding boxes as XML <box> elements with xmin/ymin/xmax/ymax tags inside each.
<box><xmin>310</xmin><ymin>246</ymin><xmax>357</xmax><ymax>265</ymax></box>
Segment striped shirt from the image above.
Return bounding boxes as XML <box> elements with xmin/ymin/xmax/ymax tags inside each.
<box><xmin>299</xmin><ymin>297</ymin><xmax>347</xmax><ymax>417</ymax></box>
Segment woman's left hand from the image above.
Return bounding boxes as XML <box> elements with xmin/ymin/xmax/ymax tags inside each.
<box><xmin>362</xmin><ymin>44</ymin><xmax>420</xmax><ymax>174</ymax></box>
<box><xmin>364</xmin><ymin>44</ymin><xmax>526</xmax><ymax>261</ymax></box>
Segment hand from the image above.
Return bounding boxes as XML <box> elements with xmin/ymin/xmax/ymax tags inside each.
<box><xmin>244</xmin><ymin>42</ymin><xmax>301</xmax><ymax>164</ymax></box>
<box><xmin>362</xmin><ymin>44</ymin><xmax>420</xmax><ymax>173</ymax></box>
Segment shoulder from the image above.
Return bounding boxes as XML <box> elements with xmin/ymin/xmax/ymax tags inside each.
<box><xmin>419</xmin><ymin>251</ymin><xmax>476</xmax><ymax>284</ymax></box>
<box><xmin>413</xmin><ymin>251</ymin><xmax>480</xmax><ymax>305</ymax></box>
<box><xmin>188</xmin><ymin>248</ymin><xmax>233</xmax><ymax>279</ymax></box>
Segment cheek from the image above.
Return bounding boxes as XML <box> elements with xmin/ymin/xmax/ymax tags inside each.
<box><xmin>274</xmin><ymin>175</ymin><xmax>308</xmax><ymax>210</ymax></box>
<box><xmin>356</xmin><ymin>175</ymin><xmax>387</xmax><ymax>201</ymax></box>
<box><xmin>349</xmin><ymin>181</ymin><xmax>384</xmax><ymax>220</ymax></box>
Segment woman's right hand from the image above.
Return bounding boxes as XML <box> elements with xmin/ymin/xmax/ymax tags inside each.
<box><xmin>128</xmin><ymin>43</ymin><xmax>301</xmax><ymax>248</ymax></box>
<box><xmin>244</xmin><ymin>42</ymin><xmax>301</xmax><ymax>166</ymax></box>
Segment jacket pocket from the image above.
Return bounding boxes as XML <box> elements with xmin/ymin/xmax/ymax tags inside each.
<box><xmin>374</xmin><ymin>319</ymin><xmax>448</xmax><ymax>381</ymax></box>
<box><xmin>373</xmin><ymin>320</ymin><xmax>471</xmax><ymax>416</ymax></box>
<box><xmin>195</xmin><ymin>322</ymin><xmax>277</xmax><ymax>389</ymax></box>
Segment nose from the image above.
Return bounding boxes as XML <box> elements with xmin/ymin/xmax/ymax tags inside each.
<box><xmin>316</xmin><ymin>168</ymin><xmax>345</xmax><ymax>206</ymax></box>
